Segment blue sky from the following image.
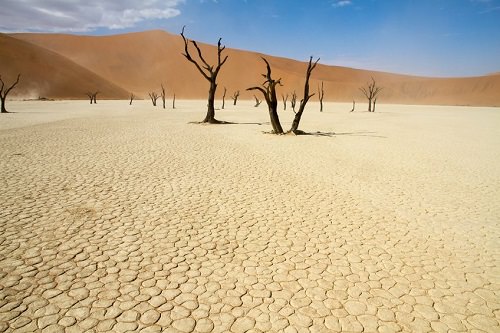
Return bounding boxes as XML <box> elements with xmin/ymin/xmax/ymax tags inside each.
<box><xmin>1</xmin><ymin>0</ymin><xmax>499</xmax><ymax>77</ymax></box>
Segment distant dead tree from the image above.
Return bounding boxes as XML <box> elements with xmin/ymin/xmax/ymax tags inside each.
<box><xmin>350</xmin><ymin>100</ymin><xmax>355</xmax><ymax>112</ymax></box>
<box><xmin>172</xmin><ymin>93</ymin><xmax>176</xmax><ymax>109</ymax></box>
<box><xmin>290</xmin><ymin>91</ymin><xmax>297</xmax><ymax>112</ymax></box>
<box><xmin>221</xmin><ymin>87</ymin><xmax>227</xmax><ymax>109</ymax></box>
<box><xmin>161</xmin><ymin>84</ymin><xmax>167</xmax><ymax>109</ymax></box>
<box><xmin>253</xmin><ymin>95</ymin><xmax>262</xmax><ymax>107</ymax></box>
<box><xmin>181</xmin><ymin>26</ymin><xmax>228</xmax><ymax>123</ymax></box>
<box><xmin>231</xmin><ymin>90</ymin><xmax>240</xmax><ymax>105</ymax></box>
<box><xmin>359</xmin><ymin>77</ymin><xmax>382</xmax><ymax>112</ymax></box>
<box><xmin>149</xmin><ymin>91</ymin><xmax>159</xmax><ymax>106</ymax></box>
<box><xmin>0</xmin><ymin>74</ymin><xmax>21</xmax><ymax>113</ymax></box>
<box><xmin>129</xmin><ymin>93</ymin><xmax>135</xmax><ymax>105</ymax></box>
<box><xmin>281</xmin><ymin>93</ymin><xmax>288</xmax><ymax>111</ymax></box>
<box><xmin>318</xmin><ymin>81</ymin><xmax>325</xmax><ymax>112</ymax></box>
<box><xmin>289</xmin><ymin>57</ymin><xmax>320</xmax><ymax>134</ymax></box>
<box><xmin>86</xmin><ymin>91</ymin><xmax>98</xmax><ymax>104</ymax></box>
<box><xmin>373</xmin><ymin>98</ymin><xmax>377</xmax><ymax>112</ymax></box>
<box><xmin>247</xmin><ymin>57</ymin><xmax>284</xmax><ymax>134</ymax></box>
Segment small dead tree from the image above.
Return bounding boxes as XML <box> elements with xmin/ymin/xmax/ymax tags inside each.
<box><xmin>281</xmin><ymin>93</ymin><xmax>288</xmax><ymax>111</ymax></box>
<box><xmin>253</xmin><ymin>95</ymin><xmax>262</xmax><ymax>107</ymax></box>
<box><xmin>350</xmin><ymin>100</ymin><xmax>356</xmax><ymax>112</ymax></box>
<box><xmin>172</xmin><ymin>93</ymin><xmax>176</xmax><ymax>109</ymax></box>
<box><xmin>247</xmin><ymin>57</ymin><xmax>284</xmax><ymax>134</ymax></box>
<box><xmin>289</xmin><ymin>57</ymin><xmax>320</xmax><ymax>134</ymax></box>
<box><xmin>318</xmin><ymin>81</ymin><xmax>324</xmax><ymax>112</ymax></box>
<box><xmin>181</xmin><ymin>26</ymin><xmax>228</xmax><ymax>123</ymax></box>
<box><xmin>129</xmin><ymin>93</ymin><xmax>135</xmax><ymax>105</ymax></box>
<box><xmin>149</xmin><ymin>92</ymin><xmax>159</xmax><ymax>106</ymax></box>
<box><xmin>0</xmin><ymin>74</ymin><xmax>21</xmax><ymax>113</ymax></box>
<box><xmin>231</xmin><ymin>90</ymin><xmax>240</xmax><ymax>105</ymax></box>
<box><xmin>161</xmin><ymin>84</ymin><xmax>166</xmax><ymax>109</ymax></box>
<box><xmin>86</xmin><ymin>91</ymin><xmax>98</xmax><ymax>104</ymax></box>
<box><xmin>221</xmin><ymin>87</ymin><xmax>227</xmax><ymax>109</ymax></box>
<box><xmin>373</xmin><ymin>98</ymin><xmax>377</xmax><ymax>112</ymax></box>
<box><xmin>359</xmin><ymin>77</ymin><xmax>382</xmax><ymax>112</ymax></box>
<box><xmin>291</xmin><ymin>91</ymin><xmax>297</xmax><ymax>112</ymax></box>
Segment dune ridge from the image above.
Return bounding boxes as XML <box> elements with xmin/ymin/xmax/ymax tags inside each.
<box><xmin>3</xmin><ymin>30</ymin><xmax>500</xmax><ymax>106</ymax></box>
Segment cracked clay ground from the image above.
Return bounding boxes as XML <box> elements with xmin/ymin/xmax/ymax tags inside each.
<box><xmin>0</xmin><ymin>100</ymin><xmax>499</xmax><ymax>332</ymax></box>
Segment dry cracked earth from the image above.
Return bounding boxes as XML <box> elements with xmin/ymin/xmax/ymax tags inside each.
<box><xmin>0</xmin><ymin>101</ymin><xmax>499</xmax><ymax>332</ymax></box>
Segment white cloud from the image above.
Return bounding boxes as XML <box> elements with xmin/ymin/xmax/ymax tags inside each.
<box><xmin>0</xmin><ymin>0</ymin><xmax>184</xmax><ymax>32</ymax></box>
<box><xmin>332</xmin><ymin>0</ymin><xmax>352</xmax><ymax>8</ymax></box>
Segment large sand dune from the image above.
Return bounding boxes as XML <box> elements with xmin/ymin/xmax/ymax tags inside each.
<box><xmin>5</xmin><ymin>30</ymin><xmax>500</xmax><ymax>106</ymax></box>
<box><xmin>0</xmin><ymin>101</ymin><xmax>499</xmax><ymax>331</ymax></box>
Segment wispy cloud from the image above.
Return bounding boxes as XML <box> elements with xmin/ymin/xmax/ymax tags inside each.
<box><xmin>332</xmin><ymin>0</ymin><xmax>352</xmax><ymax>8</ymax></box>
<box><xmin>0</xmin><ymin>0</ymin><xmax>184</xmax><ymax>33</ymax></box>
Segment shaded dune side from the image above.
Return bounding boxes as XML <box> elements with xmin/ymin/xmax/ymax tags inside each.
<box><xmin>9</xmin><ymin>31</ymin><xmax>500</xmax><ymax>106</ymax></box>
<box><xmin>0</xmin><ymin>34</ymin><xmax>129</xmax><ymax>100</ymax></box>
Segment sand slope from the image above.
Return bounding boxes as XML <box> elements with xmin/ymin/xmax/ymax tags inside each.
<box><xmin>6</xmin><ymin>30</ymin><xmax>500</xmax><ymax>106</ymax></box>
<box><xmin>0</xmin><ymin>33</ymin><xmax>129</xmax><ymax>99</ymax></box>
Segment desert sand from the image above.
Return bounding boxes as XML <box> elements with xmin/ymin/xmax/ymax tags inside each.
<box><xmin>2</xmin><ymin>30</ymin><xmax>500</xmax><ymax>106</ymax></box>
<box><xmin>0</xmin><ymin>100</ymin><xmax>499</xmax><ymax>332</ymax></box>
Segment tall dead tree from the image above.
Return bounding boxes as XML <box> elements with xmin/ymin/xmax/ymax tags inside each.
<box><xmin>318</xmin><ymin>81</ymin><xmax>324</xmax><ymax>112</ymax></box>
<box><xmin>359</xmin><ymin>77</ymin><xmax>382</xmax><ymax>112</ymax></box>
<box><xmin>0</xmin><ymin>74</ymin><xmax>21</xmax><ymax>113</ymax></box>
<box><xmin>161</xmin><ymin>84</ymin><xmax>166</xmax><ymax>109</ymax></box>
<box><xmin>221</xmin><ymin>87</ymin><xmax>227</xmax><ymax>109</ymax></box>
<box><xmin>291</xmin><ymin>91</ymin><xmax>297</xmax><ymax>112</ymax></box>
<box><xmin>253</xmin><ymin>95</ymin><xmax>262</xmax><ymax>107</ymax></box>
<box><xmin>282</xmin><ymin>93</ymin><xmax>288</xmax><ymax>111</ymax></box>
<box><xmin>181</xmin><ymin>26</ymin><xmax>228</xmax><ymax>123</ymax></box>
<box><xmin>86</xmin><ymin>91</ymin><xmax>98</xmax><ymax>104</ymax></box>
<box><xmin>247</xmin><ymin>57</ymin><xmax>284</xmax><ymax>134</ymax></box>
<box><xmin>149</xmin><ymin>92</ymin><xmax>159</xmax><ymax>106</ymax></box>
<box><xmin>289</xmin><ymin>57</ymin><xmax>320</xmax><ymax>134</ymax></box>
<box><xmin>172</xmin><ymin>94</ymin><xmax>176</xmax><ymax>109</ymax></box>
<box><xmin>350</xmin><ymin>100</ymin><xmax>355</xmax><ymax>112</ymax></box>
<box><xmin>129</xmin><ymin>93</ymin><xmax>135</xmax><ymax>105</ymax></box>
<box><xmin>231</xmin><ymin>90</ymin><xmax>240</xmax><ymax>105</ymax></box>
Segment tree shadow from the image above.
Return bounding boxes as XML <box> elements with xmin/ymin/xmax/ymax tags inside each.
<box><xmin>297</xmin><ymin>130</ymin><xmax>387</xmax><ymax>138</ymax></box>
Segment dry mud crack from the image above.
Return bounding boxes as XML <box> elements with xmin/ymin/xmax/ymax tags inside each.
<box><xmin>0</xmin><ymin>101</ymin><xmax>499</xmax><ymax>332</ymax></box>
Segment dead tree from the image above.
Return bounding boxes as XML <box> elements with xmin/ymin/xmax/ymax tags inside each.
<box><xmin>221</xmin><ymin>87</ymin><xmax>227</xmax><ymax>109</ymax></box>
<box><xmin>149</xmin><ymin>92</ymin><xmax>159</xmax><ymax>106</ymax></box>
<box><xmin>0</xmin><ymin>74</ymin><xmax>21</xmax><ymax>113</ymax></box>
<box><xmin>282</xmin><ymin>93</ymin><xmax>288</xmax><ymax>111</ymax></box>
<box><xmin>350</xmin><ymin>100</ymin><xmax>355</xmax><ymax>112</ymax></box>
<box><xmin>247</xmin><ymin>57</ymin><xmax>284</xmax><ymax>134</ymax></box>
<box><xmin>86</xmin><ymin>91</ymin><xmax>98</xmax><ymax>104</ymax></box>
<box><xmin>359</xmin><ymin>77</ymin><xmax>382</xmax><ymax>112</ymax></box>
<box><xmin>291</xmin><ymin>91</ymin><xmax>297</xmax><ymax>112</ymax></box>
<box><xmin>129</xmin><ymin>93</ymin><xmax>135</xmax><ymax>105</ymax></box>
<box><xmin>231</xmin><ymin>90</ymin><xmax>240</xmax><ymax>105</ymax></box>
<box><xmin>318</xmin><ymin>81</ymin><xmax>324</xmax><ymax>112</ymax></box>
<box><xmin>289</xmin><ymin>57</ymin><xmax>320</xmax><ymax>134</ymax></box>
<box><xmin>161</xmin><ymin>84</ymin><xmax>166</xmax><ymax>109</ymax></box>
<box><xmin>172</xmin><ymin>94</ymin><xmax>176</xmax><ymax>109</ymax></box>
<box><xmin>181</xmin><ymin>26</ymin><xmax>228</xmax><ymax>123</ymax></box>
<box><xmin>253</xmin><ymin>95</ymin><xmax>262</xmax><ymax>107</ymax></box>
<box><xmin>373</xmin><ymin>98</ymin><xmax>377</xmax><ymax>112</ymax></box>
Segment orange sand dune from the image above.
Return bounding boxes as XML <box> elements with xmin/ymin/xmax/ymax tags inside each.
<box><xmin>0</xmin><ymin>34</ymin><xmax>129</xmax><ymax>100</ymax></box>
<box><xmin>7</xmin><ymin>30</ymin><xmax>500</xmax><ymax>106</ymax></box>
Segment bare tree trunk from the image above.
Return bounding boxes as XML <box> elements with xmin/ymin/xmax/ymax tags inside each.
<box><xmin>203</xmin><ymin>80</ymin><xmax>217</xmax><ymax>123</ymax></box>
<box><xmin>373</xmin><ymin>98</ymin><xmax>377</xmax><ymax>112</ymax></box>
<box><xmin>231</xmin><ymin>90</ymin><xmax>239</xmax><ymax>105</ymax></box>
<box><xmin>350</xmin><ymin>100</ymin><xmax>355</xmax><ymax>112</ymax></box>
<box><xmin>172</xmin><ymin>94</ymin><xmax>176</xmax><ymax>109</ymax></box>
<box><xmin>86</xmin><ymin>92</ymin><xmax>94</xmax><ymax>104</ymax></box>
<box><xmin>282</xmin><ymin>94</ymin><xmax>288</xmax><ymax>111</ymax></box>
<box><xmin>247</xmin><ymin>58</ymin><xmax>284</xmax><ymax>134</ymax></box>
<box><xmin>129</xmin><ymin>93</ymin><xmax>135</xmax><ymax>105</ymax></box>
<box><xmin>254</xmin><ymin>95</ymin><xmax>262</xmax><ymax>107</ymax></box>
<box><xmin>291</xmin><ymin>91</ymin><xmax>297</xmax><ymax>112</ymax></box>
<box><xmin>290</xmin><ymin>57</ymin><xmax>320</xmax><ymax>134</ymax></box>
<box><xmin>318</xmin><ymin>81</ymin><xmax>324</xmax><ymax>112</ymax></box>
<box><xmin>222</xmin><ymin>87</ymin><xmax>226</xmax><ymax>109</ymax></box>
<box><xmin>161</xmin><ymin>84</ymin><xmax>166</xmax><ymax>109</ymax></box>
<box><xmin>92</xmin><ymin>92</ymin><xmax>98</xmax><ymax>104</ymax></box>
<box><xmin>368</xmin><ymin>98</ymin><xmax>372</xmax><ymax>112</ymax></box>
